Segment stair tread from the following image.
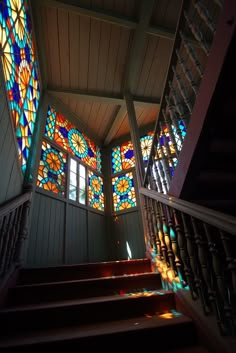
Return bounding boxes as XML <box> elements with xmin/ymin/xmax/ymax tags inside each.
<box><xmin>0</xmin><ymin>311</ymin><xmax>192</xmax><ymax>347</ymax></box>
<box><xmin>1</xmin><ymin>289</ymin><xmax>172</xmax><ymax>312</ymax></box>
<box><xmin>14</xmin><ymin>271</ymin><xmax>159</xmax><ymax>288</ymax></box>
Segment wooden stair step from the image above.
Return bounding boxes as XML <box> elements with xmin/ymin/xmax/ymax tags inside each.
<box><xmin>17</xmin><ymin>258</ymin><xmax>152</xmax><ymax>285</ymax></box>
<box><xmin>7</xmin><ymin>272</ymin><xmax>161</xmax><ymax>306</ymax></box>
<box><xmin>0</xmin><ymin>291</ymin><xmax>176</xmax><ymax>333</ymax></box>
<box><xmin>0</xmin><ymin>311</ymin><xmax>197</xmax><ymax>352</ymax></box>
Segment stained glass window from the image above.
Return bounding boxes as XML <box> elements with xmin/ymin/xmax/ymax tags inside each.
<box><xmin>0</xmin><ymin>0</ymin><xmax>41</xmax><ymax>174</ymax></box>
<box><xmin>111</xmin><ymin>132</ymin><xmax>154</xmax><ymax>174</ymax></box>
<box><xmin>88</xmin><ymin>170</ymin><xmax>104</xmax><ymax>211</ymax></box>
<box><xmin>112</xmin><ymin>172</ymin><xmax>137</xmax><ymax>211</ymax></box>
<box><xmin>45</xmin><ymin>105</ymin><xmax>101</xmax><ymax>172</ymax></box>
<box><xmin>37</xmin><ymin>141</ymin><xmax>67</xmax><ymax>196</ymax></box>
<box><xmin>140</xmin><ymin>132</ymin><xmax>154</xmax><ymax>161</ymax></box>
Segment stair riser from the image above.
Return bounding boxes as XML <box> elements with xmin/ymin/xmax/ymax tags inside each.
<box><xmin>0</xmin><ymin>322</ymin><xmax>196</xmax><ymax>352</ymax></box>
<box><xmin>8</xmin><ymin>274</ymin><xmax>161</xmax><ymax>306</ymax></box>
<box><xmin>18</xmin><ymin>259</ymin><xmax>152</xmax><ymax>285</ymax></box>
<box><xmin>1</xmin><ymin>293</ymin><xmax>175</xmax><ymax>333</ymax></box>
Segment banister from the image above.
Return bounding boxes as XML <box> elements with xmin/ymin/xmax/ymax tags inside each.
<box><xmin>139</xmin><ymin>187</ymin><xmax>236</xmax><ymax>235</ymax></box>
<box><xmin>0</xmin><ymin>191</ymin><xmax>32</xmax><ymax>219</ymax></box>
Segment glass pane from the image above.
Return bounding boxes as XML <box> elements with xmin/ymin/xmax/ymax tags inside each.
<box><xmin>80</xmin><ymin>177</ymin><xmax>86</xmax><ymax>191</ymax></box>
<box><xmin>70</xmin><ymin>171</ymin><xmax>77</xmax><ymax>186</ymax></box>
<box><xmin>79</xmin><ymin>189</ymin><xmax>86</xmax><ymax>204</ymax></box>
<box><xmin>69</xmin><ymin>185</ymin><xmax>76</xmax><ymax>200</ymax></box>
<box><xmin>79</xmin><ymin>164</ymin><xmax>86</xmax><ymax>178</ymax></box>
<box><xmin>70</xmin><ymin>158</ymin><xmax>77</xmax><ymax>173</ymax></box>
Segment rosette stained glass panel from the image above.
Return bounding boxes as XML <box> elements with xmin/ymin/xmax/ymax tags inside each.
<box><xmin>140</xmin><ymin>132</ymin><xmax>154</xmax><ymax>161</ymax></box>
<box><xmin>37</xmin><ymin>141</ymin><xmax>67</xmax><ymax>196</ymax></box>
<box><xmin>45</xmin><ymin>105</ymin><xmax>101</xmax><ymax>172</ymax></box>
<box><xmin>112</xmin><ymin>172</ymin><xmax>136</xmax><ymax>211</ymax></box>
<box><xmin>88</xmin><ymin>170</ymin><xmax>104</xmax><ymax>211</ymax></box>
<box><xmin>0</xmin><ymin>0</ymin><xmax>41</xmax><ymax>174</ymax></box>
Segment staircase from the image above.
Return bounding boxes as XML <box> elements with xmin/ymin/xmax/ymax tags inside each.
<box><xmin>0</xmin><ymin>258</ymin><xmax>210</xmax><ymax>352</ymax></box>
<box><xmin>170</xmin><ymin>23</ymin><xmax>236</xmax><ymax>217</ymax></box>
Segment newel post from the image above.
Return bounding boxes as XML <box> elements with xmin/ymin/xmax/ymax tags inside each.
<box><xmin>14</xmin><ymin>184</ymin><xmax>33</xmax><ymax>264</ymax></box>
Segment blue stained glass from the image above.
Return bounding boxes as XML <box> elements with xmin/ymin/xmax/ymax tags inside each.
<box><xmin>124</xmin><ymin>150</ymin><xmax>134</xmax><ymax>159</ymax></box>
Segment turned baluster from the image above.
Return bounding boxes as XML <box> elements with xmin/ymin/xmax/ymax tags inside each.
<box><xmin>204</xmin><ymin>224</ymin><xmax>232</xmax><ymax>335</ymax></box>
<box><xmin>173</xmin><ymin>209</ymin><xmax>195</xmax><ymax>293</ymax></box>
<box><xmin>172</xmin><ymin>66</ymin><xmax>193</xmax><ymax>113</ymax></box>
<box><xmin>176</xmin><ymin>49</ymin><xmax>198</xmax><ymax>96</ymax></box>
<box><xmin>159</xmin><ymin>203</ymin><xmax>175</xmax><ymax>271</ymax></box>
<box><xmin>168</xmin><ymin>81</ymin><xmax>189</xmax><ymax>127</ymax></box>
<box><xmin>14</xmin><ymin>197</ymin><xmax>31</xmax><ymax>264</ymax></box>
<box><xmin>191</xmin><ymin>217</ymin><xmax>211</xmax><ymax>314</ymax></box>
<box><xmin>184</xmin><ymin>11</ymin><xmax>209</xmax><ymax>55</ymax></box>
<box><xmin>162</xmin><ymin>109</ymin><xmax>179</xmax><ymax>158</ymax></box>
<box><xmin>180</xmin><ymin>31</ymin><xmax>203</xmax><ymax>77</ymax></box>
<box><xmin>219</xmin><ymin>230</ymin><xmax>236</xmax><ymax>295</ymax></box>
<box><xmin>157</xmin><ymin>202</ymin><xmax>168</xmax><ymax>265</ymax></box>
<box><xmin>152</xmin><ymin>155</ymin><xmax>164</xmax><ymax>193</ymax></box>
<box><xmin>165</xmin><ymin>205</ymin><xmax>180</xmax><ymax>275</ymax></box>
<box><xmin>154</xmin><ymin>144</ymin><xmax>169</xmax><ymax>194</ymax></box>
<box><xmin>165</xmin><ymin>95</ymin><xmax>184</xmax><ymax>146</ymax></box>
<box><xmin>3</xmin><ymin>208</ymin><xmax>20</xmax><ymax>274</ymax></box>
<box><xmin>181</xmin><ymin>213</ymin><xmax>200</xmax><ymax>299</ymax></box>
<box><xmin>143</xmin><ymin>196</ymin><xmax>153</xmax><ymax>249</ymax></box>
<box><xmin>0</xmin><ymin>213</ymin><xmax>13</xmax><ymax>276</ymax></box>
<box><xmin>193</xmin><ymin>0</ymin><xmax>216</xmax><ymax>33</ymax></box>
<box><xmin>153</xmin><ymin>199</ymin><xmax>162</xmax><ymax>261</ymax></box>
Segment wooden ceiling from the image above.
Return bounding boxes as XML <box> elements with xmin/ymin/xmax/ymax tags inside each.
<box><xmin>30</xmin><ymin>0</ymin><xmax>182</xmax><ymax>146</ymax></box>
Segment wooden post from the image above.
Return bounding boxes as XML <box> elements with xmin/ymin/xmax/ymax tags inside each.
<box><xmin>124</xmin><ymin>91</ymin><xmax>148</xmax><ymax>254</ymax></box>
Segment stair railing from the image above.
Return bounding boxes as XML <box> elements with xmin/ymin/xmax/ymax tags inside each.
<box><xmin>140</xmin><ymin>186</ymin><xmax>236</xmax><ymax>336</ymax></box>
<box><xmin>0</xmin><ymin>185</ymin><xmax>33</xmax><ymax>280</ymax></box>
<box><xmin>144</xmin><ymin>0</ymin><xmax>222</xmax><ymax>192</ymax></box>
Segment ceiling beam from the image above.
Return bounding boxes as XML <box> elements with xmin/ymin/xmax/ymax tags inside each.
<box><xmin>123</xmin><ymin>0</ymin><xmax>156</xmax><ymax>93</ymax></box>
<box><xmin>47</xmin><ymin>88</ymin><xmax>160</xmax><ymax>108</ymax></box>
<box><xmin>47</xmin><ymin>93</ymin><xmax>101</xmax><ymax>146</ymax></box>
<box><xmin>41</xmin><ymin>0</ymin><xmax>176</xmax><ymax>41</ymax></box>
<box><xmin>104</xmin><ymin>105</ymin><xmax>127</xmax><ymax>146</ymax></box>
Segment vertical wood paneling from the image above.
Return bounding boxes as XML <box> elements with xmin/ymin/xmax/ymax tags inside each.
<box><xmin>66</xmin><ymin>204</ymin><xmax>88</xmax><ymax>264</ymax></box>
<box><xmin>27</xmin><ymin>193</ymin><xmax>65</xmax><ymax>267</ymax></box>
<box><xmin>88</xmin><ymin>211</ymin><xmax>108</xmax><ymax>262</ymax></box>
<box><xmin>110</xmin><ymin>210</ymin><xmax>146</xmax><ymax>260</ymax></box>
<box><xmin>0</xmin><ymin>75</ymin><xmax>22</xmax><ymax>204</ymax></box>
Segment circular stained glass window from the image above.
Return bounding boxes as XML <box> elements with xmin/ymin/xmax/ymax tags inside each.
<box><xmin>68</xmin><ymin>129</ymin><xmax>88</xmax><ymax>158</ymax></box>
<box><xmin>90</xmin><ymin>175</ymin><xmax>102</xmax><ymax>195</ymax></box>
<box><xmin>114</xmin><ymin>176</ymin><xmax>132</xmax><ymax>196</ymax></box>
<box><xmin>43</xmin><ymin>148</ymin><xmax>64</xmax><ymax>175</ymax></box>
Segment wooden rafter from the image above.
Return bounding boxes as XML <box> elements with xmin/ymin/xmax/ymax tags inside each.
<box><xmin>41</xmin><ymin>0</ymin><xmax>176</xmax><ymax>40</ymax></box>
<box><xmin>47</xmin><ymin>87</ymin><xmax>160</xmax><ymax>107</ymax></box>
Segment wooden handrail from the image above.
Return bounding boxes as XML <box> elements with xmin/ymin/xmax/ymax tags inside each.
<box><xmin>140</xmin><ymin>187</ymin><xmax>236</xmax><ymax>235</ymax></box>
<box><xmin>0</xmin><ymin>189</ymin><xmax>32</xmax><ymax>219</ymax></box>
